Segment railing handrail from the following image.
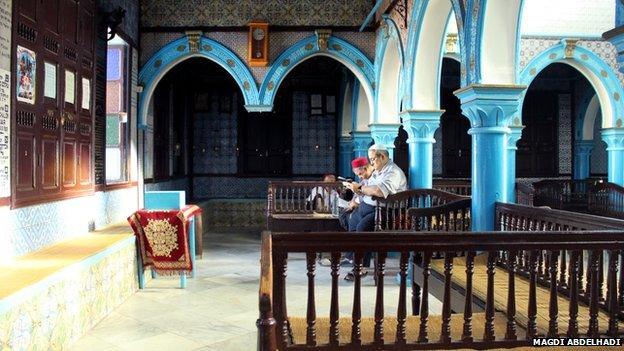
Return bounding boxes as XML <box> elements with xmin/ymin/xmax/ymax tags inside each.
<box><xmin>406</xmin><ymin>198</ymin><xmax>471</xmax><ymax>217</ymax></box>
<box><xmin>375</xmin><ymin>188</ymin><xmax>468</xmax><ymax>204</ymax></box>
<box><xmin>267</xmin><ymin>230</ymin><xmax>624</xmax><ymax>251</ymax></box>
<box><xmin>495</xmin><ymin>202</ymin><xmax>624</xmax><ymax>230</ymax></box>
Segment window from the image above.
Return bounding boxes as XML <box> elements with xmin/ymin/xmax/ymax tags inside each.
<box><xmin>105</xmin><ymin>36</ymin><xmax>130</xmax><ymax>183</ymax></box>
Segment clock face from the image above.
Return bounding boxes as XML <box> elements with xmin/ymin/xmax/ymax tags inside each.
<box><xmin>253</xmin><ymin>28</ymin><xmax>265</xmax><ymax>41</ymax></box>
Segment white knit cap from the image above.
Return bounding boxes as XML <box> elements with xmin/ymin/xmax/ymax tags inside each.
<box><xmin>368</xmin><ymin>143</ymin><xmax>387</xmax><ymax>152</ymax></box>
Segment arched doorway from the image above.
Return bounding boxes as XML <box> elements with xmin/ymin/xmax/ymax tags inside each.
<box><xmin>148</xmin><ymin>57</ymin><xmax>244</xmax><ymax>199</ymax></box>
<box><xmin>242</xmin><ymin>56</ymin><xmax>350</xmax><ymax>177</ymax></box>
<box><xmin>519</xmin><ymin>63</ymin><xmax>601</xmax><ymax>178</ymax></box>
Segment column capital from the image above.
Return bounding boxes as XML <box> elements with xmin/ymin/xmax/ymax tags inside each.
<box><xmin>400</xmin><ymin>110</ymin><xmax>443</xmax><ymax>143</ymax></box>
<box><xmin>351</xmin><ymin>131</ymin><xmax>372</xmax><ymax>150</ymax></box>
<box><xmin>574</xmin><ymin>140</ymin><xmax>595</xmax><ymax>154</ymax></box>
<box><xmin>369</xmin><ymin>123</ymin><xmax>400</xmax><ymax>149</ymax></box>
<box><xmin>339</xmin><ymin>136</ymin><xmax>353</xmax><ymax>152</ymax></box>
<box><xmin>454</xmin><ymin>84</ymin><xmax>527</xmax><ymax>128</ymax></box>
<box><xmin>507</xmin><ymin>125</ymin><xmax>525</xmax><ymax>150</ymax></box>
<box><xmin>602</xmin><ymin>128</ymin><xmax>624</xmax><ymax>150</ymax></box>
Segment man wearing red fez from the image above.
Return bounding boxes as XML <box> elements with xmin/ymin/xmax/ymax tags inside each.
<box><xmin>343</xmin><ymin>145</ymin><xmax>407</xmax><ymax>281</ymax></box>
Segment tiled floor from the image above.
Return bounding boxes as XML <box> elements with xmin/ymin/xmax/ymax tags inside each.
<box><xmin>70</xmin><ymin>227</ymin><xmax>442</xmax><ymax>351</ymax></box>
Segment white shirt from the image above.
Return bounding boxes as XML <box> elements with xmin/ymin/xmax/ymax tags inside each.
<box><xmin>361</xmin><ymin>160</ymin><xmax>407</xmax><ymax>206</ymax></box>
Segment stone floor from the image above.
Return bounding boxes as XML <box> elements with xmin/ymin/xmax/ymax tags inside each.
<box><xmin>69</xmin><ymin>227</ymin><xmax>442</xmax><ymax>351</ymax></box>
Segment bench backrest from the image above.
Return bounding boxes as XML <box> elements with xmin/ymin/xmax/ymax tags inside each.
<box><xmin>374</xmin><ymin>189</ymin><xmax>468</xmax><ymax>231</ymax></box>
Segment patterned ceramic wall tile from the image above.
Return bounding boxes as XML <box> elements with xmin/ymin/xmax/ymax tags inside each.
<box><xmin>140</xmin><ymin>31</ymin><xmax>375</xmax><ymax>87</ymax></box>
<box><xmin>558</xmin><ymin>94</ymin><xmax>572</xmax><ymax>175</ymax></box>
<box><xmin>433</xmin><ymin>128</ymin><xmax>443</xmax><ymax>176</ymax></box>
<box><xmin>0</xmin><ymin>242</ymin><xmax>137</xmax><ymax>350</ymax></box>
<box><xmin>193</xmin><ymin>94</ymin><xmax>239</xmax><ymax>174</ymax></box>
<box><xmin>591</xmin><ymin>113</ymin><xmax>608</xmax><ymax>175</ymax></box>
<box><xmin>199</xmin><ymin>199</ymin><xmax>266</xmax><ymax>227</ymax></box>
<box><xmin>3</xmin><ymin>188</ymin><xmax>138</xmax><ymax>257</ymax></box>
<box><xmin>140</xmin><ymin>0</ymin><xmax>373</xmax><ymax>27</ymax></box>
<box><xmin>292</xmin><ymin>92</ymin><xmax>337</xmax><ymax>175</ymax></box>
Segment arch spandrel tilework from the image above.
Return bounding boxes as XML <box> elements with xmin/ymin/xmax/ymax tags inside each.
<box><xmin>519</xmin><ymin>39</ymin><xmax>624</xmax><ymax>130</ymax></box>
<box><xmin>259</xmin><ymin>35</ymin><xmax>375</xmax><ymax>115</ymax></box>
<box><xmin>138</xmin><ymin>35</ymin><xmax>262</xmax><ymax>127</ymax></box>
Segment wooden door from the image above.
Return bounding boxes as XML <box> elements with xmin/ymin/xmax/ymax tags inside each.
<box><xmin>12</xmin><ymin>0</ymin><xmax>95</xmax><ymax>207</ymax></box>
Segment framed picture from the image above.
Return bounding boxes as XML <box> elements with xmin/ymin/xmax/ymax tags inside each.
<box><xmin>44</xmin><ymin>61</ymin><xmax>57</xmax><ymax>100</ymax></box>
<box><xmin>64</xmin><ymin>70</ymin><xmax>75</xmax><ymax>104</ymax></box>
<box><xmin>16</xmin><ymin>46</ymin><xmax>36</xmax><ymax>104</ymax></box>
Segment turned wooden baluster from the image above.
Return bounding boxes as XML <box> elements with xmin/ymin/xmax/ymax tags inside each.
<box><xmin>272</xmin><ymin>251</ymin><xmax>290</xmax><ymax>348</ymax></box>
<box><xmin>329</xmin><ymin>252</ymin><xmax>340</xmax><ymax>347</ymax></box>
<box><xmin>484</xmin><ymin>251</ymin><xmax>497</xmax><ymax>342</ymax></box>
<box><xmin>418</xmin><ymin>252</ymin><xmax>431</xmax><ymax>343</ymax></box>
<box><xmin>505</xmin><ymin>250</ymin><xmax>517</xmax><ymax>340</ymax></box>
<box><xmin>567</xmin><ymin>250</ymin><xmax>580</xmax><ymax>338</ymax></box>
<box><xmin>374</xmin><ymin>206</ymin><xmax>382</xmax><ymax>231</ymax></box>
<box><xmin>305</xmin><ymin>253</ymin><xmax>317</xmax><ymax>346</ymax></box>
<box><xmin>351</xmin><ymin>252</ymin><xmax>363</xmax><ymax>347</ymax></box>
<box><xmin>462</xmin><ymin>251</ymin><xmax>475</xmax><ymax>342</ymax></box>
<box><xmin>585</xmin><ymin>250</ymin><xmax>592</xmax><ymax>299</ymax></box>
<box><xmin>374</xmin><ymin>252</ymin><xmax>387</xmax><ymax>346</ymax></box>
<box><xmin>396</xmin><ymin>252</ymin><xmax>409</xmax><ymax>346</ymax></box>
<box><xmin>599</xmin><ymin>251</ymin><xmax>605</xmax><ymax>303</ymax></box>
<box><xmin>440</xmin><ymin>252</ymin><xmax>453</xmax><ymax>343</ymax></box>
<box><xmin>412</xmin><ymin>253</ymin><xmax>422</xmax><ymax>316</ymax></box>
<box><xmin>578</xmin><ymin>250</ymin><xmax>585</xmax><ymax>296</ymax></box>
<box><xmin>527</xmin><ymin>250</ymin><xmax>538</xmax><ymax>338</ymax></box>
<box><xmin>538</xmin><ymin>250</ymin><xmax>545</xmax><ymax>283</ymax></box>
<box><xmin>559</xmin><ymin>250</ymin><xmax>567</xmax><ymax>290</ymax></box>
<box><xmin>607</xmin><ymin>250</ymin><xmax>619</xmax><ymax>336</ymax></box>
<box><xmin>547</xmin><ymin>250</ymin><xmax>559</xmax><ymax>337</ymax></box>
<box><xmin>619</xmin><ymin>250</ymin><xmax>624</xmax><ymax>309</ymax></box>
<box><xmin>588</xmin><ymin>250</ymin><xmax>600</xmax><ymax>337</ymax></box>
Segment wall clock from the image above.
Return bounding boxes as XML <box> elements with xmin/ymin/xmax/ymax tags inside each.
<box><xmin>248</xmin><ymin>21</ymin><xmax>269</xmax><ymax>67</ymax></box>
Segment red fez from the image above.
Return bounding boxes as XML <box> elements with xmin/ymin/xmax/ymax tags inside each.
<box><xmin>351</xmin><ymin>157</ymin><xmax>368</xmax><ymax>169</ymax></box>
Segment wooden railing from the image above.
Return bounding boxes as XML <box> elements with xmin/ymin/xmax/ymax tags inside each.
<box><xmin>588</xmin><ymin>181</ymin><xmax>624</xmax><ymax>220</ymax></box>
<box><xmin>433</xmin><ymin>178</ymin><xmax>471</xmax><ymax>196</ymax></box>
<box><xmin>258</xmin><ymin>230</ymin><xmax>624</xmax><ymax>350</ymax></box>
<box><xmin>532</xmin><ymin>179</ymin><xmax>603</xmax><ymax>211</ymax></box>
<box><xmin>407</xmin><ymin>198</ymin><xmax>471</xmax><ymax>232</ymax></box>
<box><xmin>374</xmin><ymin>189</ymin><xmax>468</xmax><ymax>231</ymax></box>
<box><xmin>267</xmin><ymin>181</ymin><xmax>345</xmax><ymax>215</ymax></box>
<box><xmin>495</xmin><ymin>202</ymin><xmax>624</xmax><ymax>231</ymax></box>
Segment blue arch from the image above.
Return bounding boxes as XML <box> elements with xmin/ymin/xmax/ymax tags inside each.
<box><xmin>374</xmin><ymin>16</ymin><xmax>404</xmax><ymax>123</ymax></box>
<box><xmin>259</xmin><ymin>35</ymin><xmax>375</xmax><ymax>114</ymax></box>
<box><xmin>138</xmin><ymin>35</ymin><xmax>261</xmax><ymax>128</ymax></box>
<box><xmin>518</xmin><ymin>39</ymin><xmax>624</xmax><ymax>129</ymax></box>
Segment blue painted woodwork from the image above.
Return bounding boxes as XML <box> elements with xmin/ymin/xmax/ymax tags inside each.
<box><xmin>401</xmin><ymin>110</ymin><xmax>442</xmax><ymax>189</ymax></box>
<box><xmin>455</xmin><ymin>84</ymin><xmax>526</xmax><ymax>231</ymax></box>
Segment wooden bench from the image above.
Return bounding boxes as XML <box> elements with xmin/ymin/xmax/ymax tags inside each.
<box><xmin>258</xmin><ymin>229</ymin><xmax>624</xmax><ymax>350</ymax></box>
<box><xmin>267</xmin><ymin>181</ymin><xmax>345</xmax><ymax>232</ymax></box>
<box><xmin>0</xmin><ymin>224</ymin><xmax>137</xmax><ymax>349</ymax></box>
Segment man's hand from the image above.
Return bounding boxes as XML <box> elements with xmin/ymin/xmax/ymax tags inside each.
<box><xmin>348</xmin><ymin>200</ymin><xmax>358</xmax><ymax>211</ymax></box>
<box><xmin>345</xmin><ymin>181</ymin><xmax>362</xmax><ymax>193</ymax></box>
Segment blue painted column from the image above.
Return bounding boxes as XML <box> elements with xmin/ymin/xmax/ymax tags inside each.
<box><xmin>573</xmin><ymin>140</ymin><xmax>595</xmax><ymax>180</ymax></box>
<box><xmin>601</xmin><ymin>128</ymin><xmax>624</xmax><ymax>185</ymax></box>
<box><xmin>338</xmin><ymin>136</ymin><xmax>354</xmax><ymax>178</ymax></box>
<box><xmin>370</xmin><ymin>123</ymin><xmax>401</xmax><ymax>159</ymax></box>
<box><xmin>506</xmin><ymin>124</ymin><xmax>524</xmax><ymax>202</ymax></box>
<box><xmin>401</xmin><ymin>110</ymin><xmax>443</xmax><ymax>189</ymax></box>
<box><xmin>352</xmin><ymin>131</ymin><xmax>372</xmax><ymax>158</ymax></box>
<box><xmin>455</xmin><ymin>85</ymin><xmax>526</xmax><ymax>231</ymax></box>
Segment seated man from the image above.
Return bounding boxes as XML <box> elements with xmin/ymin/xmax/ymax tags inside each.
<box><xmin>343</xmin><ymin>144</ymin><xmax>407</xmax><ymax>280</ymax></box>
<box><xmin>307</xmin><ymin>173</ymin><xmax>338</xmax><ymax>212</ymax></box>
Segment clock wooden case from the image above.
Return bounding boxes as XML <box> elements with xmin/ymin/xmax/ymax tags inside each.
<box><xmin>248</xmin><ymin>21</ymin><xmax>269</xmax><ymax>67</ymax></box>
